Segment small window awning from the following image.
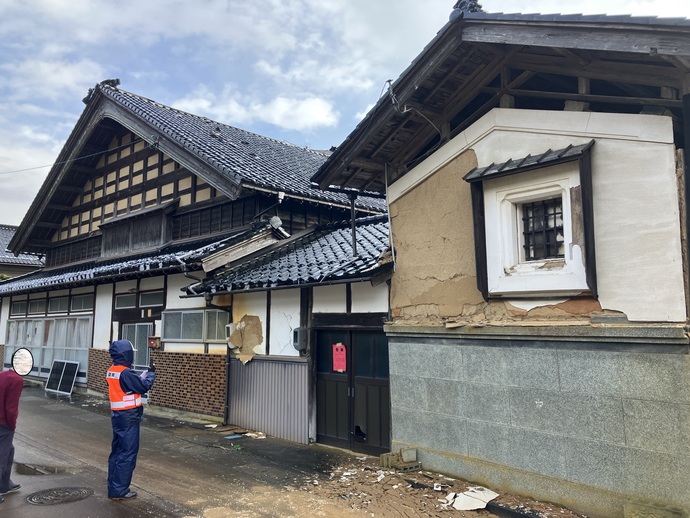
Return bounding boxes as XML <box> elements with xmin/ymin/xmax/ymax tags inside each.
<box><xmin>463</xmin><ymin>140</ymin><xmax>595</xmax><ymax>183</ymax></box>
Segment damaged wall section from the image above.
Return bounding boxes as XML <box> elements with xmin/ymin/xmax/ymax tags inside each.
<box><xmin>387</xmin><ymin>109</ymin><xmax>686</xmax><ymax>325</ymax></box>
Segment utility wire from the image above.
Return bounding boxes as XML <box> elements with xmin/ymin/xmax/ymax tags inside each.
<box><xmin>0</xmin><ymin>137</ymin><xmax>147</xmax><ymax>176</ymax></box>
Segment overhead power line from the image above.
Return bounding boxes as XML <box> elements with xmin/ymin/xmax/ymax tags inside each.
<box><xmin>0</xmin><ymin>137</ymin><xmax>146</xmax><ymax>176</ymax></box>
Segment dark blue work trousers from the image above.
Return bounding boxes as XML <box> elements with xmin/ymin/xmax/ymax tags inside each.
<box><xmin>0</xmin><ymin>425</ymin><xmax>16</xmax><ymax>493</ymax></box>
<box><xmin>107</xmin><ymin>406</ymin><xmax>143</xmax><ymax>498</ymax></box>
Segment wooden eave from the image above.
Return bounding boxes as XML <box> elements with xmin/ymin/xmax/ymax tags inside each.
<box><xmin>312</xmin><ymin>13</ymin><xmax>690</xmax><ymax>195</ymax></box>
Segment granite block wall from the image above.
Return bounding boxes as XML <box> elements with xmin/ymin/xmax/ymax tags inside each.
<box><xmin>388</xmin><ymin>336</ymin><xmax>690</xmax><ymax>518</ymax></box>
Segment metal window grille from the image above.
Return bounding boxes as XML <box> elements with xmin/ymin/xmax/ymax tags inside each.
<box><xmin>522</xmin><ymin>198</ymin><xmax>564</xmax><ymax>260</ymax></box>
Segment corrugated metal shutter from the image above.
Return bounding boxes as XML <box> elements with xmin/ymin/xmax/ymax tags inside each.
<box><xmin>227</xmin><ymin>358</ymin><xmax>309</xmax><ymax>444</ymax></box>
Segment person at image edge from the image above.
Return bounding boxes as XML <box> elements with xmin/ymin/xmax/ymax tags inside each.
<box><xmin>0</xmin><ymin>366</ymin><xmax>23</xmax><ymax>502</ymax></box>
<box><xmin>106</xmin><ymin>339</ymin><xmax>155</xmax><ymax>500</ymax></box>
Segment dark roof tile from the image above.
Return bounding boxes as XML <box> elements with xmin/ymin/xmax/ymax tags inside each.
<box><xmin>188</xmin><ymin>216</ymin><xmax>390</xmax><ymax>294</ymax></box>
<box><xmin>0</xmin><ymin>225</ymin><xmax>44</xmax><ymax>267</ymax></box>
<box><xmin>98</xmin><ymin>85</ymin><xmax>386</xmax><ymax>213</ymax></box>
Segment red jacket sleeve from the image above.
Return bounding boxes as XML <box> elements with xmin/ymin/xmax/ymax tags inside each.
<box><xmin>1</xmin><ymin>371</ymin><xmax>24</xmax><ymax>430</ymax></box>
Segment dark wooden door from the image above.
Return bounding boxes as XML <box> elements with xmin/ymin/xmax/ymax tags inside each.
<box><xmin>315</xmin><ymin>330</ymin><xmax>390</xmax><ymax>455</ymax></box>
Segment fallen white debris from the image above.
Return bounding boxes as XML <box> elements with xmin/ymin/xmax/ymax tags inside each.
<box><xmin>451</xmin><ymin>487</ymin><xmax>499</xmax><ymax>511</ymax></box>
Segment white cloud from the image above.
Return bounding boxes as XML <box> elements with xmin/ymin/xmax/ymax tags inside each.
<box><xmin>480</xmin><ymin>0</ymin><xmax>690</xmax><ymax>16</ymax></box>
<box><xmin>1</xmin><ymin>0</ymin><xmax>689</xmax><ymax>227</ymax></box>
<box><xmin>0</xmin><ymin>58</ymin><xmax>105</xmax><ymax>101</ymax></box>
<box><xmin>173</xmin><ymin>87</ymin><xmax>339</xmax><ymax>131</ymax></box>
<box><xmin>253</xmin><ymin>97</ymin><xmax>339</xmax><ymax>131</ymax></box>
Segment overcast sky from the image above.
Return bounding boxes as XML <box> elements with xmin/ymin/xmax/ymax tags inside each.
<box><xmin>1</xmin><ymin>0</ymin><xmax>689</xmax><ymax>227</ymax></box>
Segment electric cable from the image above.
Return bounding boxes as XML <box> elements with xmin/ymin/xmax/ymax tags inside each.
<box><xmin>0</xmin><ymin>137</ymin><xmax>147</xmax><ymax>176</ymax></box>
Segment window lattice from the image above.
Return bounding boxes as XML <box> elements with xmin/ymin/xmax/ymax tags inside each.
<box><xmin>522</xmin><ymin>198</ymin><xmax>564</xmax><ymax>261</ymax></box>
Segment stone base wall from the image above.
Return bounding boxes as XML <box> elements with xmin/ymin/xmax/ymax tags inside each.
<box><xmin>387</xmin><ymin>329</ymin><xmax>690</xmax><ymax>518</ymax></box>
<box><xmin>88</xmin><ymin>348</ymin><xmax>226</xmax><ymax>418</ymax></box>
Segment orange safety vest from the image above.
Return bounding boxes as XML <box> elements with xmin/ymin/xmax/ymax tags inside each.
<box><xmin>106</xmin><ymin>365</ymin><xmax>142</xmax><ymax>411</ymax></box>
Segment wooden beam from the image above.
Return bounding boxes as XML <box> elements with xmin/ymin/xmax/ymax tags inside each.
<box><xmin>510</xmin><ymin>53</ymin><xmax>684</xmax><ymax>88</ymax></box>
<box><xmin>661</xmin><ymin>54</ymin><xmax>690</xmax><ymax>70</ymax></box>
<box><xmin>368</xmin><ymin>47</ymin><xmax>490</xmax><ymax>164</ymax></box>
<box><xmin>396</xmin><ymin>52</ymin><xmax>528</xmax><ymax>169</ymax></box>
<box><xmin>402</xmin><ymin>100</ymin><xmax>443</xmax><ymax>116</ymax></box>
<box><xmin>34</xmin><ymin>222</ymin><xmax>62</xmax><ymax>229</ymax></box>
<box><xmin>461</xmin><ymin>24</ymin><xmax>690</xmax><ymax>57</ymax></box>
<box><xmin>56</xmin><ymin>185</ymin><xmax>83</xmax><ymax>193</ymax></box>
<box><xmin>480</xmin><ymin>87</ymin><xmax>683</xmax><ymax>108</ymax></box>
<box><xmin>555</xmin><ymin>47</ymin><xmax>592</xmax><ymax>66</ymax></box>
<box><xmin>45</xmin><ymin>204</ymin><xmax>74</xmax><ymax>212</ymax></box>
<box><xmin>683</xmin><ymin>73</ymin><xmax>690</xmax><ymax>96</ymax></box>
<box><xmin>349</xmin><ymin>156</ymin><xmax>387</xmax><ymax>170</ymax></box>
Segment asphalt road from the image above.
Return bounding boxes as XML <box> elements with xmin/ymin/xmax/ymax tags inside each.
<box><xmin>2</xmin><ymin>385</ymin><xmax>361</xmax><ymax>517</ymax></box>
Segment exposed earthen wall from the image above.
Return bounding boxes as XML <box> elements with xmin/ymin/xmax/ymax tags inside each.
<box><xmin>389</xmin><ymin>150</ymin><xmax>603</xmax><ymax>326</ymax></box>
<box><xmin>389</xmin><ymin>150</ymin><xmax>482</xmax><ymax>323</ymax></box>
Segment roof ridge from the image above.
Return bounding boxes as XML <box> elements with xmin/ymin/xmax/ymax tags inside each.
<box><xmin>97</xmin><ymin>83</ymin><xmax>330</xmax><ymax>158</ymax></box>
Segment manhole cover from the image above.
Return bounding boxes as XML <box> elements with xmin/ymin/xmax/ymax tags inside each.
<box><xmin>26</xmin><ymin>487</ymin><xmax>93</xmax><ymax>505</ymax></box>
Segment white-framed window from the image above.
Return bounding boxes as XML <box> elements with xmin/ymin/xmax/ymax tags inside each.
<box><xmin>115</xmin><ymin>293</ymin><xmax>137</xmax><ymax>309</ymax></box>
<box><xmin>162</xmin><ymin>309</ymin><xmax>229</xmax><ymax>342</ymax></box>
<box><xmin>205</xmin><ymin>310</ymin><xmax>230</xmax><ymax>341</ymax></box>
<box><xmin>10</xmin><ymin>300</ymin><xmax>27</xmax><ymax>316</ymax></box>
<box><xmin>465</xmin><ymin>141</ymin><xmax>596</xmax><ymax>299</ymax></box>
<box><xmin>6</xmin><ymin>316</ymin><xmax>92</xmax><ymax>376</ymax></box>
<box><xmin>71</xmin><ymin>293</ymin><xmax>94</xmax><ymax>311</ymax></box>
<box><xmin>28</xmin><ymin>299</ymin><xmax>47</xmax><ymax>315</ymax></box>
<box><xmin>139</xmin><ymin>290</ymin><xmax>164</xmax><ymax>308</ymax></box>
<box><xmin>48</xmin><ymin>297</ymin><xmax>69</xmax><ymax>313</ymax></box>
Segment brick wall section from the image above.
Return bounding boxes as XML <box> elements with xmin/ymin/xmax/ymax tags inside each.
<box><xmin>88</xmin><ymin>348</ymin><xmax>226</xmax><ymax>418</ymax></box>
<box><xmin>88</xmin><ymin>348</ymin><xmax>111</xmax><ymax>394</ymax></box>
<box><xmin>0</xmin><ymin>344</ymin><xmax>4</xmax><ymax>368</ymax></box>
<box><xmin>147</xmin><ymin>351</ymin><xmax>226</xmax><ymax>417</ymax></box>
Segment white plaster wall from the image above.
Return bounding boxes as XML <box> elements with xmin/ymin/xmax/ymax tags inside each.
<box><xmin>232</xmin><ymin>291</ymin><xmax>267</xmax><ymax>354</ymax></box>
<box><xmin>139</xmin><ymin>276</ymin><xmax>164</xmax><ymax>291</ymax></box>
<box><xmin>390</xmin><ymin>109</ymin><xmax>685</xmax><ymax>323</ymax></box>
<box><xmin>71</xmin><ymin>286</ymin><xmax>94</xmax><ymax>295</ymax></box>
<box><xmin>93</xmin><ymin>284</ymin><xmax>113</xmax><ymax>350</ymax></box>
<box><xmin>166</xmin><ymin>273</ymin><xmax>206</xmax><ymax>309</ymax></box>
<box><xmin>313</xmin><ymin>284</ymin><xmax>346</xmax><ymax>313</ymax></box>
<box><xmin>351</xmin><ymin>282</ymin><xmax>389</xmax><ymax>313</ymax></box>
<box><xmin>0</xmin><ymin>298</ymin><xmax>9</xmax><ymax>344</ymax></box>
<box><xmin>163</xmin><ymin>343</ymin><xmax>205</xmax><ymax>354</ymax></box>
<box><xmin>269</xmin><ymin>289</ymin><xmax>300</xmax><ymax>357</ymax></box>
<box><xmin>114</xmin><ymin>279</ymin><xmax>137</xmax><ymax>293</ymax></box>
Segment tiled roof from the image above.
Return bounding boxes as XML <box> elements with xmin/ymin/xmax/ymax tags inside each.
<box><xmin>0</xmin><ymin>230</ymin><xmax>249</xmax><ymax>295</ymax></box>
<box><xmin>98</xmin><ymin>84</ymin><xmax>386</xmax><ymax>213</ymax></box>
<box><xmin>0</xmin><ymin>225</ymin><xmax>44</xmax><ymax>266</ymax></box>
<box><xmin>186</xmin><ymin>216</ymin><xmax>391</xmax><ymax>295</ymax></box>
<box><xmin>463</xmin><ymin>141</ymin><xmax>595</xmax><ymax>182</ymax></box>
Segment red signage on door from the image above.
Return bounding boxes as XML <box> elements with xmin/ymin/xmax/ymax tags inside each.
<box><xmin>332</xmin><ymin>343</ymin><xmax>346</xmax><ymax>372</ymax></box>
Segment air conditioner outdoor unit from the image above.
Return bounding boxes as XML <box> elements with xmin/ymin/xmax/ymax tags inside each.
<box><xmin>225</xmin><ymin>323</ymin><xmax>239</xmax><ymax>350</ymax></box>
<box><xmin>225</xmin><ymin>323</ymin><xmax>237</xmax><ymax>339</ymax></box>
<box><xmin>292</xmin><ymin>327</ymin><xmax>307</xmax><ymax>352</ymax></box>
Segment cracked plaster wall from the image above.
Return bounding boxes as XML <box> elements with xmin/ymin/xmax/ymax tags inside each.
<box><xmin>389</xmin><ymin>109</ymin><xmax>687</xmax><ymax>325</ymax></box>
<box><xmin>389</xmin><ymin>149</ymin><xmax>617</xmax><ymax>325</ymax></box>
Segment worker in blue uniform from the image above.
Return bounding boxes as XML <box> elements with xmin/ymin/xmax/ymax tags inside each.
<box><xmin>106</xmin><ymin>339</ymin><xmax>155</xmax><ymax>501</ymax></box>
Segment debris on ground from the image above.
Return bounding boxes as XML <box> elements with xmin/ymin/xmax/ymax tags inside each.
<box><xmin>301</xmin><ymin>454</ymin><xmax>586</xmax><ymax>517</ymax></box>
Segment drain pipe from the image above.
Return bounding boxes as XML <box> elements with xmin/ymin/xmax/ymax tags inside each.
<box><xmin>683</xmin><ymin>90</ymin><xmax>690</xmax><ymax>324</ymax></box>
<box><xmin>349</xmin><ymin>191</ymin><xmax>358</xmax><ymax>256</ymax></box>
